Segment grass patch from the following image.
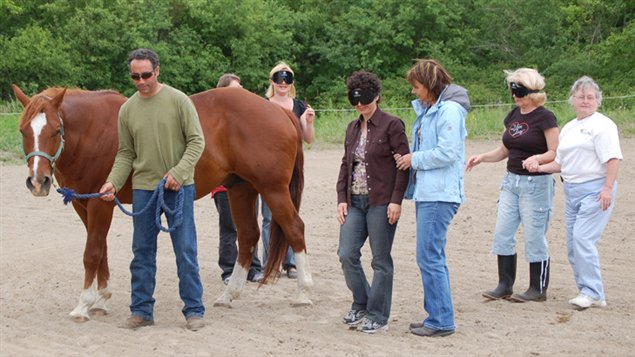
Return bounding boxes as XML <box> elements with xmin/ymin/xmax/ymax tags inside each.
<box><xmin>0</xmin><ymin>113</ymin><xmax>22</xmax><ymax>164</ymax></box>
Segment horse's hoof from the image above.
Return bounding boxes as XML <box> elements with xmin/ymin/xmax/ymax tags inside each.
<box><xmin>291</xmin><ymin>299</ymin><xmax>313</xmax><ymax>307</ymax></box>
<box><xmin>89</xmin><ymin>308</ymin><xmax>108</xmax><ymax>317</ymax></box>
<box><xmin>213</xmin><ymin>294</ymin><xmax>233</xmax><ymax>308</ymax></box>
<box><xmin>70</xmin><ymin>315</ymin><xmax>90</xmax><ymax>323</ymax></box>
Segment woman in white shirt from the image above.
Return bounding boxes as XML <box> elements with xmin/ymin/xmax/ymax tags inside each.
<box><xmin>533</xmin><ymin>76</ymin><xmax>622</xmax><ymax>309</ymax></box>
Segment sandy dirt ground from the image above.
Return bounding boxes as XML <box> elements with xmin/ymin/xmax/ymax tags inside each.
<box><xmin>1</xmin><ymin>139</ymin><xmax>634</xmax><ymax>356</ymax></box>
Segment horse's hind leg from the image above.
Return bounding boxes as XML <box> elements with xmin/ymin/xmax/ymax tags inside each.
<box><xmin>291</xmin><ymin>248</ymin><xmax>313</xmax><ymax>306</ymax></box>
<box><xmin>265</xmin><ymin>191</ymin><xmax>313</xmax><ymax>306</ymax></box>
<box><xmin>213</xmin><ymin>184</ymin><xmax>259</xmax><ymax>308</ymax></box>
<box><xmin>287</xmin><ymin>221</ymin><xmax>314</xmax><ymax>307</ymax></box>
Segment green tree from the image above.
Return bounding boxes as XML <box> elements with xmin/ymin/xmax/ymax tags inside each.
<box><xmin>0</xmin><ymin>25</ymin><xmax>75</xmax><ymax>97</ymax></box>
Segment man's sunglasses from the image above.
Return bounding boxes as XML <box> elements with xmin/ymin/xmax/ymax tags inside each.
<box><xmin>510</xmin><ymin>82</ymin><xmax>539</xmax><ymax>98</ymax></box>
<box><xmin>348</xmin><ymin>88</ymin><xmax>376</xmax><ymax>106</ymax></box>
<box><xmin>271</xmin><ymin>70</ymin><xmax>294</xmax><ymax>84</ymax></box>
<box><xmin>130</xmin><ymin>71</ymin><xmax>154</xmax><ymax>81</ymax></box>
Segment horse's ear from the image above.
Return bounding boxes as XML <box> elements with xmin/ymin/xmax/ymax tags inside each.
<box><xmin>12</xmin><ymin>84</ymin><xmax>30</xmax><ymax>108</ymax></box>
<box><xmin>50</xmin><ymin>88</ymin><xmax>67</xmax><ymax>110</ymax></box>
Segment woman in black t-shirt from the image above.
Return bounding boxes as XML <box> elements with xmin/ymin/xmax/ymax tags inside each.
<box><xmin>465</xmin><ymin>68</ymin><xmax>559</xmax><ymax>303</ymax></box>
<box><xmin>260</xmin><ymin>62</ymin><xmax>315</xmax><ymax>279</ymax></box>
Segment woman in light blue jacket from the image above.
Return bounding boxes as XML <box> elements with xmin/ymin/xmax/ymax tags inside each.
<box><xmin>394</xmin><ymin>59</ymin><xmax>469</xmax><ymax>338</ymax></box>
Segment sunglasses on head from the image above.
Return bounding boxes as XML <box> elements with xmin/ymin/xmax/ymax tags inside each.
<box><xmin>130</xmin><ymin>71</ymin><xmax>154</xmax><ymax>81</ymax></box>
<box><xmin>348</xmin><ymin>88</ymin><xmax>376</xmax><ymax>106</ymax></box>
<box><xmin>510</xmin><ymin>82</ymin><xmax>539</xmax><ymax>98</ymax></box>
<box><xmin>271</xmin><ymin>70</ymin><xmax>294</xmax><ymax>84</ymax></box>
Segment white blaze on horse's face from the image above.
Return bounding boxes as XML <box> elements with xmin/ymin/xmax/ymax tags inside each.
<box><xmin>29</xmin><ymin>112</ymin><xmax>47</xmax><ymax>175</ymax></box>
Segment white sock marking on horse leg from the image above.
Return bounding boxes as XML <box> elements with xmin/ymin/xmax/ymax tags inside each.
<box><xmin>90</xmin><ymin>282</ymin><xmax>112</xmax><ymax>313</ymax></box>
<box><xmin>69</xmin><ymin>280</ymin><xmax>97</xmax><ymax>321</ymax></box>
<box><xmin>295</xmin><ymin>252</ymin><xmax>313</xmax><ymax>289</ymax></box>
<box><xmin>214</xmin><ymin>263</ymin><xmax>248</xmax><ymax>307</ymax></box>
<box><xmin>293</xmin><ymin>252</ymin><xmax>313</xmax><ymax>306</ymax></box>
<box><xmin>227</xmin><ymin>263</ymin><xmax>248</xmax><ymax>298</ymax></box>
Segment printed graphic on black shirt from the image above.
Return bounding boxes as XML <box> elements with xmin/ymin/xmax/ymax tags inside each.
<box><xmin>508</xmin><ymin>121</ymin><xmax>528</xmax><ymax>138</ymax></box>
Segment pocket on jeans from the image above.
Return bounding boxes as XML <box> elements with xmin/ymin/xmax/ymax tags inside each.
<box><xmin>499</xmin><ymin>175</ymin><xmax>510</xmax><ymax>192</ymax></box>
<box><xmin>530</xmin><ymin>204</ymin><xmax>551</xmax><ymax>227</ymax></box>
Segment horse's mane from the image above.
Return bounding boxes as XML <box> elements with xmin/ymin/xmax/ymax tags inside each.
<box><xmin>39</xmin><ymin>87</ymin><xmax>122</xmax><ymax>97</ymax></box>
<box><xmin>20</xmin><ymin>88</ymin><xmax>123</xmax><ymax>128</ymax></box>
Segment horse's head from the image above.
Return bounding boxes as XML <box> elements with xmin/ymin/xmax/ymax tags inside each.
<box><xmin>12</xmin><ymin>84</ymin><xmax>67</xmax><ymax>196</ymax></box>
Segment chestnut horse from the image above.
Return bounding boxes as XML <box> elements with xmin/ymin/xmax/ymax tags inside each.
<box><xmin>12</xmin><ymin>84</ymin><xmax>313</xmax><ymax>322</ymax></box>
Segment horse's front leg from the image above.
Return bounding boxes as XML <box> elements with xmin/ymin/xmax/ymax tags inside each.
<box><xmin>90</xmin><ymin>235</ymin><xmax>112</xmax><ymax>316</ymax></box>
<box><xmin>214</xmin><ymin>226</ymin><xmax>258</xmax><ymax>308</ymax></box>
<box><xmin>214</xmin><ymin>261</ymin><xmax>248</xmax><ymax>308</ymax></box>
<box><xmin>69</xmin><ymin>201</ymin><xmax>113</xmax><ymax>322</ymax></box>
<box><xmin>69</xmin><ymin>280</ymin><xmax>97</xmax><ymax>322</ymax></box>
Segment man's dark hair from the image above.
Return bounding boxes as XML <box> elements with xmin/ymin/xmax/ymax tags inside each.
<box><xmin>128</xmin><ymin>48</ymin><xmax>160</xmax><ymax>69</ymax></box>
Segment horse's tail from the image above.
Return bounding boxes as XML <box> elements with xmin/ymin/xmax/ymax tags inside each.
<box><xmin>263</xmin><ymin>110</ymin><xmax>305</xmax><ymax>282</ymax></box>
<box><xmin>288</xmin><ymin>111</ymin><xmax>304</xmax><ymax>211</ymax></box>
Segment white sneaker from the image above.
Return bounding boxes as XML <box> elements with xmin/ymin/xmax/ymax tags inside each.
<box><xmin>568</xmin><ymin>294</ymin><xmax>607</xmax><ymax>309</ymax></box>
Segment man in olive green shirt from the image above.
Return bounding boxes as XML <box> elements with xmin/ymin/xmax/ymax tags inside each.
<box><xmin>100</xmin><ymin>48</ymin><xmax>205</xmax><ymax>331</ymax></box>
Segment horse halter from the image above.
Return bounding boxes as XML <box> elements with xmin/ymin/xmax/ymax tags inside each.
<box><xmin>24</xmin><ymin>111</ymin><xmax>65</xmax><ymax>174</ymax></box>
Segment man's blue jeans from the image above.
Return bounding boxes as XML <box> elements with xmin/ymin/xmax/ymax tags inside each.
<box><xmin>130</xmin><ymin>185</ymin><xmax>205</xmax><ymax>320</ymax></box>
<box><xmin>415</xmin><ymin>201</ymin><xmax>460</xmax><ymax>331</ymax></box>
<box><xmin>338</xmin><ymin>195</ymin><xmax>397</xmax><ymax>325</ymax></box>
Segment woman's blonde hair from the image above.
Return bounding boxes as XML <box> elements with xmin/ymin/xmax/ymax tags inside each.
<box><xmin>504</xmin><ymin>68</ymin><xmax>547</xmax><ymax>107</ymax></box>
<box><xmin>265</xmin><ymin>61</ymin><xmax>296</xmax><ymax>98</ymax></box>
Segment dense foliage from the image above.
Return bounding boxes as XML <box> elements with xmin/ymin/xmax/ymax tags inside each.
<box><xmin>1</xmin><ymin>0</ymin><xmax>633</xmax><ymax>106</ymax></box>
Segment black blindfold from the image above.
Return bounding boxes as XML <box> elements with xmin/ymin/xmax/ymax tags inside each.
<box><xmin>348</xmin><ymin>88</ymin><xmax>377</xmax><ymax>105</ymax></box>
<box><xmin>510</xmin><ymin>82</ymin><xmax>539</xmax><ymax>98</ymax></box>
<box><xmin>272</xmin><ymin>71</ymin><xmax>294</xmax><ymax>84</ymax></box>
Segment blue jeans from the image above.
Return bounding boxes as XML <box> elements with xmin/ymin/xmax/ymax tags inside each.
<box><xmin>259</xmin><ymin>197</ymin><xmax>295</xmax><ymax>269</ymax></box>
<box><xmin>492</xmin><ymin>172</ymin><xmax>554</xmax><ymax>262</ymax></box>
<box><xmin>564</xmin><ymin>179</ymin><xmax>617</xmax><ymax>300</ymax></box>
<box><xmin>338</xmin><ymin>195</ymin><xmax>396</xmax><ymax>325</ymax></box>
<box><xmin>213</xmin><ymin>191</ymin><xmax>262</xmax><ymax>280</ymax></box>
<box><xmin>415</xmin><ymin>201</ymin><xmax>459</xmax><ymax>331</ymax></box>
<box><xmin>130</xmin><ymin>185</ymin><xmax>204</xmax><ymax>320</ymax></box>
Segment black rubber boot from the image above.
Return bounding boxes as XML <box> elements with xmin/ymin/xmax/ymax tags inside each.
<box><xmin>482</xmin><ymin>254</ymin><xmax>517</xmax><ymax>300</ymax></box>
<box><xmin>510</xmin><ymin>259</ymin><xmax>550</xmax><ymax>302</ymax></box>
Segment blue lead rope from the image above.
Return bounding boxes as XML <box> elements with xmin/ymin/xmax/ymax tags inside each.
<box><xmin>56</xmin><ymin>178</ymin><xmax>184</xmax><ymax>233</ymax></box>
